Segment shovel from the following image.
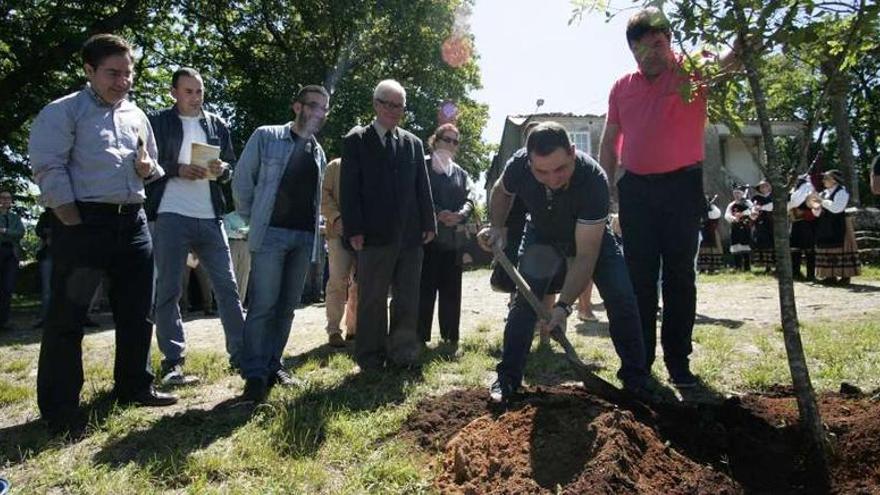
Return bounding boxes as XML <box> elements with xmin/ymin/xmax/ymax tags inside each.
<box><xmin>491</xmin><ymin>243</ymin><xmax>634</xmax><ymax>406</ymax></box>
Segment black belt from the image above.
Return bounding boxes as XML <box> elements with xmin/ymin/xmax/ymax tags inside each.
<box><xmin>76</xmin><ymin>201</ymin><xmax>143</xmax><ymax>215</ymax></box>
<box><xmin>627</xmin><ymin>162</ymin><xmax>702</xmax><ymax>182</ymax></box>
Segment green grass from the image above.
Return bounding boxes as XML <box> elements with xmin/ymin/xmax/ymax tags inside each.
<box><xmin>1</xmin><ymin>357</ymin><xmax>31</xmax><ymax>375</ymax></box>
<box><xmin>3</xmin><ymin>311</ymin><xmax>880</xmax><ymax>493</ymax></box>
<box><xmin>857</xmin><ymin>264</ymin><xmax>880</xmax><ymax>281</ymax></box>
<box><xmin>0</xmin><ymin>377</ymin><xmax>32</xmax><ymax>405</ymax></box>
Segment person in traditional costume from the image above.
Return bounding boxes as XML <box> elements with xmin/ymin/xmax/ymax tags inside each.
<box><xmin>811</xmin><ymin>169</ymin><xmax>860</xmax><ymax>285</ymax></box>
<box><xmin>725</xmin><ymin>184</ymin><xmax>753</xmax><ymax>271</ymax></box>
<box><xmin>750</xmin><ymin>180</ymin><xmax>775</xmax><ymax>272</ymax></box>
<box><xmin>787</xmin><ymin>172</ymin><xmax>818</xmax><ymax>281</ymax></box>
<box><xmin>697</xmin><ymin>195</ymin><xmax>723</xmax><ymax>273</ymax></box>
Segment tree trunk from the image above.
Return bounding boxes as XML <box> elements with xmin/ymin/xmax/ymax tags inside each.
<box><xmin>827</xmin><ymin>69</ymin><xmax>859</xmax><ymax>205</ymax></box>
<box><xmin>735</xmin><ymin>14</ymin><xmax>832</xmax><ymax>488</ymax></box>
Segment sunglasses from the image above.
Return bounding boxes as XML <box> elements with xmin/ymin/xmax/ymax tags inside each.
<box><xmin>438</xmin><ymin>136</ymin><xmax>460</xmax><ymax>145</ymax></box>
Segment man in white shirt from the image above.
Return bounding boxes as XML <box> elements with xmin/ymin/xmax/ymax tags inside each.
<box><xmin>146</xmin><ymin>67</ymin><xmax>244</xmax><ymax>385</ymax></box>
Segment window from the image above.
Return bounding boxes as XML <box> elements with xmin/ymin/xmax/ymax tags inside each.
<box><xmin>569</xmin><ymin>131</ymin><xmax>591</xmax><ymax>156</ymax></box>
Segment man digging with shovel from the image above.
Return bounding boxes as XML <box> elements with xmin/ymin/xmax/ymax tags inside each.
<box><xmin>478</xmin><ymin>122</ymin><xmax>649</xmax><ymax>404</ymax></box>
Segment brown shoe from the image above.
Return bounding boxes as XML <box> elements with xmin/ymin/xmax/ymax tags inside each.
<box><xmin>328</xmin><ymin>333</ymin><xmax>346</xmax><ymax>348</ymax></box>
<box><xmin>344</xmin><ymin>332</ymin><xmax>356</xmax><ymax>341</ymax></box>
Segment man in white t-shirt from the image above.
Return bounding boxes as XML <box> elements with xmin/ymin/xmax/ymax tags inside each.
<box><xmin>146</xmin><ymin>67</ymin><xmax>244</xmax><ymax>385</ymax></box>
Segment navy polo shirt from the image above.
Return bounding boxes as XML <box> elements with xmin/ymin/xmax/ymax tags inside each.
<box><xmin>501</xmin><ymin>149</ymin><xmax>609</xmax><ymax>255</ymax></box>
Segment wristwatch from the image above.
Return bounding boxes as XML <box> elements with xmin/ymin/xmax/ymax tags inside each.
<box><xmin>553</xmin><ymin>300</ymin><xmax>573</xmax><ymax>316</ymax></box>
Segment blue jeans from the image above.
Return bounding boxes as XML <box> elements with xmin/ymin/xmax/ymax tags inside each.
<box><xmin>497</xmin><ymin>226</ymin><xmax>648</xmax><ymax>390</ymax></box>
<box><xmin>154</xmin><ymin>213</ymin><xmax>244</xmax><ymax>369</ymax></box>
<box><xmin>241</xmin><ymin>227</ymin><xmax>314</xmax><ymax>381</ymax></box>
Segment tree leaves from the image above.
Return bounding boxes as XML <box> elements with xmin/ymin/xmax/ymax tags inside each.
<box><xmin>1</xmin><ymin>0</ymin><xmax>491</xmax><ymax>202</ymax></box>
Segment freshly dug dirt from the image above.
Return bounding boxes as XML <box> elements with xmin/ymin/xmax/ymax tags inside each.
<box><xmin>401</xmin><ymin>385</ymin><xmax>880</xmax><ymax>494</ymax></box>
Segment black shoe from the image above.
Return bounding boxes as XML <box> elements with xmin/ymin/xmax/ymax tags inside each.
<box><xmin>623</xmin><ymin>384</ymin><xmax>655</xmax><ymax>404</ymax></box>
<box><xmin>269</xmin><ymin>369</ymin><xmax>305</xmax><ymax>388</ymax></box>
<box><xmin>45</xmin><ymin>409</ymin><xmax>88</xmax><ymax>438</ymax></box>
<box><xmin>240</xmin><ymin>378</ymin><xmax>268</xmax><ymax>403</ymax></box>
<box><xmin>489</xmin><ymin>379</ymin><xmax>518</xmax><ymax>404</ymax></box>
<box><xmin>389</xmin><ymin>361</ymin><xmax>422</xmax><ymax>373</ymax></box>
<box><xmin>83</xmin><ymin>318</ymin><xmax>99</xmax><ymax>328</ymax></box>
<box><xmin>669</xmin><ymin>370</ymin><xmax>698</xmax><ymax>389</ymax></box>
<box><xmin>121</xmin><ymin>387</ymin><xmax>178</xmax><ymax>407</ymax></box>
<box><xmin>32</xmin><ymin>320</ymin><xmax>44</xmax><ymax>329</ymax></box>
<box><xmin>328</xmin><ymin>333</ymin><xmax>346</xmax><ymax>348</ymax></box>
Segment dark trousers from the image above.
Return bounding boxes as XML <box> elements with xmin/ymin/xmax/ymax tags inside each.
<box><xmin>497</xmin><ymin>229</ymin><xmax>648</xmax><ymax>390</ymax></box>
<box><xmin>37</xmin><ymin>207</ymin><xmax>155</xmax><ymax>422</ymax></box>
<box><xmin>791</xmin><ymin>220</ymin><xmax>816</xmax><ymax>279</ymax></box>
<box><xmin>618</xmin><ymin>167</ymin><xmax>703</xmax><ymax>377</ymax></box>
<box><xmin>0</xmin><ymin>245</ymin><xmax>18</xmax><ymax>327</ymax></box>
<box><xmin>355</xmin><ymin>241</ymin><xmax>423</xmax><ymax>369</ymax></box>
<box><xmin>417</xmin><ymin>244</ymin><xmax>462</xmax><ymax>342</ymax></box>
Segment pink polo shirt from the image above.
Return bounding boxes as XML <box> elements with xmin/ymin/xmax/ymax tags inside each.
<box><xmin>606</xmin><ymin>59</ymin><xmax>708</xmax><ymax>175</ymax></box>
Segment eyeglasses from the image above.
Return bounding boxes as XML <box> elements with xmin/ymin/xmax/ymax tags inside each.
<box><xmin>302</xmin><ymin>101</ymin><xmax>330</xmax><ymax>113</ymax></box>
<box><xmin>438</xmin><ymin>136</ymin><xmax>460</xmax><ymax>145</ymax></box>
<box><xmin>375</xmin><ymin>97</ymin><xmax>405</xmax><ymax>111</ymax></box>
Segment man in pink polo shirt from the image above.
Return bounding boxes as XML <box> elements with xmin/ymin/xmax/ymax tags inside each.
<box><xmin>599</xmin><ymin>7</ymin><xmax>739</xmax><ymax>389</ymax></box>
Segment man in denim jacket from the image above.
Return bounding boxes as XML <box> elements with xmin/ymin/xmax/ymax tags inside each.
<box><xmin>147</xmin><ymin>67</ymin><xmax>245</xmax><ymax>386</ymax></box>
<box><xmin>233</xmin><ymin>85</ymin><xmax>329</xmax><ymax>402</ymax></box>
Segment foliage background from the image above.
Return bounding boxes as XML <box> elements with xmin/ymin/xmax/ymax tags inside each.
<box><xmin>0</xmin><ymin>0</ymin><xmax>491</xmax><ymax>208</ymax></box>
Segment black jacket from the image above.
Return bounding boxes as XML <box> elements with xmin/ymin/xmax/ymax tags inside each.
<box><xmin>340</xmin><ymin>124</ymin><xmax>436</xmax><ymax>247</ymax></box>
<box><xmin>145</xmin><ymin>107</ymin><xmax>236</xmax><ymax>221</ymax></box>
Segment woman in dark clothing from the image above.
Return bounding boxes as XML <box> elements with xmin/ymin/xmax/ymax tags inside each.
<box><xmin>750</xmin><ymin>180</ymin><xmax>775</xmax><ymax>272</ymax></box>
<box><xmin>698</xmin><ymin>195</ymin><xmax>724</xmax><ymax>274</ymax></box>
<box><xmin>812</xmin><ymin>169</ymin><xmax>859</xmax><ymax>285</ymax></box>
<box><xmin>417</xmin><ymin>123</ymin><xmax>475</xmax><ymax>346</ymax></box>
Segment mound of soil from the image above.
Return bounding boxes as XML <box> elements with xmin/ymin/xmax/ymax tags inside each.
<box><xmin>400</xmin><ymin>385</ymin><xmax>880</xmax><ymax>494</ymax></box>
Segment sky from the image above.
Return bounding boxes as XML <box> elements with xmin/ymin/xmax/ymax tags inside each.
<box><xmin>468</xmin><ymin>0</ymin><xmax>636</xmax><ymax>145</ymax></box>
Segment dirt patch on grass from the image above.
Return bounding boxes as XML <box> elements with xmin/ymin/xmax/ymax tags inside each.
<box><xmin>401</xmin><ymin>386</ymin><xmax>880</xmax><ymax>494</ymax></box>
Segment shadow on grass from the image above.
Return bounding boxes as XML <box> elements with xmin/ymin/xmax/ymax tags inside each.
<box><xmin>841</xmin><ymin>282</ymin><xmax>880</xmax><ymax>293</ymax></box>
<box><xmin>259</xmin><ymin>344</ymin><xmax>462</xmax><ymax>458</ymax></box>
<box><xmin>695</xmin><ymin>312</ymin><xmax>745</xmax><ymax>329</ymax></box>
<box><xmin>93</xmin><ymin>397</ymin><xmax>252</xmax><ymax>470</ymax></box>
<box><xmin>523</xmin><ymin>341</ymin><xmax>606</xmax><ymax>389</ymax></box>
<box><xmin>92</xmin><ymin>343</ymin><xmax>456</xmax><ymax>469</ymax></box>
<box><xmin>0</xmin><ymin>391</ymin><xmax>117</xmax><ymax>467</ymax></box>
<box><xmin>573</xmin><ymin>320</ymin><xmax>610</xmax><ymax>338</ymax></box>
<box><xmin>0</xmin><ymin>311</ymin><xmax>115</xmax><ymax>348</ymax></box>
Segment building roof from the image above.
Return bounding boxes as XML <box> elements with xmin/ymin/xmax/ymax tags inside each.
<box><xmin>507</xmin><ymin>112</ymin><xmax>605</xmax><ymax>123</ymax></box>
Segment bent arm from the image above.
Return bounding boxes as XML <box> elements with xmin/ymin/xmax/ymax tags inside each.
<box><xmin>488</xmin><ymin>178</ymin><xmax>514</xmax><ymax>228</ymax></box>
<box><xmin>557</xmin><ymin>222</ymin><xmax>604</xmax><ymax>305</ymax></box>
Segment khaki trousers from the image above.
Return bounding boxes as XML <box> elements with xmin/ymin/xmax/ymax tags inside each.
<box><xmin>325</xmin><ymin>237</ymin><xmax>357</xmax><ymax>336</ymax></box>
